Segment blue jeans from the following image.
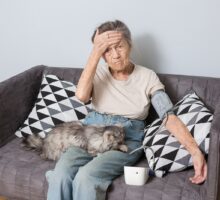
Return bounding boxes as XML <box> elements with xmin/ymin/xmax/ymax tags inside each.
<box><xmin>46</xmin><ymin>111</ymin><xmax>145</xmax><ymax>200</ymax></box>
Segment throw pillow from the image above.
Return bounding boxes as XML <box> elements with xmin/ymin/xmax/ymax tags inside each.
<box><xmin>143</xmin><ymin>92</ymin><xmax>213</xmax><ymax>175</ymax></box>
<box><xmin>15</xmin><ymin>74</ymin><xmax>92</xmax><ymax>138</ymax></box>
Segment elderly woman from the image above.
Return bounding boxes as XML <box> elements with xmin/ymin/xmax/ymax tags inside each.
<box><xmin>46</xmin><ymin>20</ymin><xmax>207</xmax><ymax>200</ymax></box>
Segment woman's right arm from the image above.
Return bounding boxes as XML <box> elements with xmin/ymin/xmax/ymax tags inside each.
<box><xmin>76</xmin><ymin>30</ymin><xmax>122</xmax><ymax>103</ymax></box>
<box><xmin>75</xmin><ymin>50</ymin><xmax>101</xmax><ymax>103</ymax></box>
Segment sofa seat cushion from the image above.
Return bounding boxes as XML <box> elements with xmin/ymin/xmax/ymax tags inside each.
<box><xmin>108</xmin><ymin>159</ymin><xmax>206</xmax><ymax>200</ymax></box>
<box><xmin>109</xmin><ymin>171</ymin><xmax>205</xmax><ymax>200</ymax></box>
<box><xmin>0</xmin><ymin>138</ymin><xmax>206</xmax><ymax>200</ymax></box>
<box><xmin>0</xmin><ymin>138</ymin><xmax>55</xmax><ymax>200</ymax></box>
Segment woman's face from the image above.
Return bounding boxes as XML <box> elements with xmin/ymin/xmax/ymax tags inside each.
<box><xmin>102</xmin><ymin>38</ymin><xmax>131</xmax><ymax>72</ymax></box>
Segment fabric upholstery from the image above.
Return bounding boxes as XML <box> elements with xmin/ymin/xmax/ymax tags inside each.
<box><xmin>0</xmin><ymin>65</ymin><xmax>46</xmax><ymax>148</ymax></box>
<box><xmin>0</xmin><ymin>137</ymin><xmax>204</xmax><ymax>200</ymax></box>
<box><xmin>0</xmin><ymin>138</ymin><xmax>55</xmax><ymax>200</ymax></box>
<box><xmin>0</xmin><ymin>66</ymin><xmax>220</xmax><ymax>200</ymax></box>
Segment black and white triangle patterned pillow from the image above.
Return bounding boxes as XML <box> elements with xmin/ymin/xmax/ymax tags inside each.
<box><xmin>143</xmin><ymin>92</ymin><xmax>213</xmax><ymax>175</ymax></box>
<box><xmin>15</xmin><ymin>74</ymin><xmax>92</xmax><ymax>138</ymax></box>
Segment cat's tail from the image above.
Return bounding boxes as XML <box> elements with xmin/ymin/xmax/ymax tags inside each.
<box><xmin>21</xmin><ymin>134</ymin><xmax>44</xmax><ymax>151</ymax></box>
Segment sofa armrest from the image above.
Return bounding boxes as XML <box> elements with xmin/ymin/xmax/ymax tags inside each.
<box><xmin>0</xmin><ymin>65</ymin><xmax>46</xmax><ymax>147</ymax></box>
<box><xmin>206</xmin><ymin>103</ymin><xmax>220</xmax><ymax>200</ymax></box>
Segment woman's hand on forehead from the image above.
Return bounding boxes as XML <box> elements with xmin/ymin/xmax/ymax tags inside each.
<box><xmin>95</xmin><ymin>30</ymin><xmax>122</xmax><ymax>43</ymax></box>
<box><xmin>92</xmin><ymin>30</ymin><xmax>123</xmax><ymax>57</ymax></box>
<box><xmin>104</xmin><ymin>31</ymin><xmax>122</xmax><ymax>39</ymax></box>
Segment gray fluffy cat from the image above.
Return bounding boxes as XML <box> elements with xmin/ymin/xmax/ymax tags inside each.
<box><xmin>22</xmin><ymin>121</ymin><xmax>128</xmax><ymax>161</ymax></box>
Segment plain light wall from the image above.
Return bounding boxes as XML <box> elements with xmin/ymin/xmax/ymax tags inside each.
<box><xmin>0</xmin><ymin>0</ymin><xmax>220</xmax><ymax>82</ymax></box>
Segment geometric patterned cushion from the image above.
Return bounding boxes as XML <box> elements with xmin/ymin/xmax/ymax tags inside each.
<box><xmin>143</xmin><ymin>92</ymin><xmax>213</xmax><ymax>176</ymax></box>
<box><xmin>15</xmin><ymin>74</ymin><xmax>92</xmax><ymax>138</ymax></box>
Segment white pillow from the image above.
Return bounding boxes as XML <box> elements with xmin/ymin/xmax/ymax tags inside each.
<box><xmin>15</xmin><ymin>74</ymin><xmax>92</xmax><ymax>138</ymax></box>
<box><xmin>143</xmin><ymin>92</ymin><xmax>212</xmax><ymax>175</ymax></box>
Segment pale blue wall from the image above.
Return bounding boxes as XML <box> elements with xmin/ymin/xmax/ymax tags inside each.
<box><xmin>0</xmin><ymin>0</ymin><xmax>220</xmax><ymax>81</ymax></box>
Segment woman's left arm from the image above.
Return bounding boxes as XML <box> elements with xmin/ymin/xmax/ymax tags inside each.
<box><xmin>165</xmin><ymin>114</ymin><xmax>207</xmax><ymax>184</ymax></box>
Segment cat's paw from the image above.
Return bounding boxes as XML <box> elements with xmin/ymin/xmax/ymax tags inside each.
<box><xmin>40</xmin><ymin>153</ymin><xmax>48</xmax><ymax>160</ymax></box>
<box><xmin>119</xmin><ymin>144</ymin><xmax>128</xmax><ymax>152</ymax></box>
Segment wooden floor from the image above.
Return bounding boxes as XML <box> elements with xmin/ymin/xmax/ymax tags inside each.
<box><xmin>0</xmin><ymin>197</ymin><xmax>7</xmax><ymax>200</ymax></box>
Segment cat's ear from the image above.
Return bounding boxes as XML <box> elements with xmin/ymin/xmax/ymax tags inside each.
<box><xmin>103</xmin><ymin>131</ymin><xmax>114</xmax><ymax>142</ymax></box>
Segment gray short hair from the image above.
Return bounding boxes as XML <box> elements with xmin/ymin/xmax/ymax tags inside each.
<box><xmin>91</xmin><ymin>20</ymin><xmax>132</xmax><ymax>47</ymax></box>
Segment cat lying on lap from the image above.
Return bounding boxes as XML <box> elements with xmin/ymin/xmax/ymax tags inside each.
<box><xmin>22</xmin><ymin>121</ymin><xmax>128</xmax><ymax>161</ymax></box>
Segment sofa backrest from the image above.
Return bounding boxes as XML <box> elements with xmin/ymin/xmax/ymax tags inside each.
<box><xmin>44</xmin><ymin>66</ymin><xmax>83</xmax><ymax>85</ymax></box>
<box><xmin>158</xmin><ymin>73</ymin><xmax>220</xmax><ymax>113</ymax></box>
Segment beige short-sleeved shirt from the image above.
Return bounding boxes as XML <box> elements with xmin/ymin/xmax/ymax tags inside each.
<box><xmin>92</xmin><ymin>64</ymin><xmax>164</xmax><ymax>120</ymax></box>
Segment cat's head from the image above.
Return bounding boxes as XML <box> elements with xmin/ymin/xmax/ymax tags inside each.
<box><xmin>103</xmin><ymin>125</ymin><xmax>125</xmax><ymax>146</ymax></box>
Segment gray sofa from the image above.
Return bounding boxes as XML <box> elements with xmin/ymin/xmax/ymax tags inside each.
<box><xmin>0</xmin><ymin>65</ymin><xmax>219</xmax><ymax>200</ymax></box>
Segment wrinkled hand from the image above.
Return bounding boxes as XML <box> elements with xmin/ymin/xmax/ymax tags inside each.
<box><xmin>190</xmin><ymin>150</ymin><xmax>207</xmax><ymax>184</ymax></box>
<box><xmin>92</xmin><ymin>29</ymin><xmax>122</xmax><ymax>58</ymax></box>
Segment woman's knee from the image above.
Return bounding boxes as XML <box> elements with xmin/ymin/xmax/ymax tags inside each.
<box><xmin>74</xmin><ymin>168</ymin><xmax>91</xmax><ymax>184</ymax></box>
<box><xmin>46</xmin><ymin>155</ymin><xmax>76</xmax><ymax>184</ymax></box>
<box><xmin>46</xmin><ymin>168</ymin><xmax>73</xmax><ymax>185</ymax></box>
<box><xmin>73</xmin><ymin>166</ymin><xmax>102</xmax><ymax>190</ymax></box>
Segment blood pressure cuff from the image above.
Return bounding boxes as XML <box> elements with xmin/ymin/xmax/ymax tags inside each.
<box><xmin>151</xmin><ymin>90</ymin><xmax>174</xmax><ymax>120</ymax></box>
